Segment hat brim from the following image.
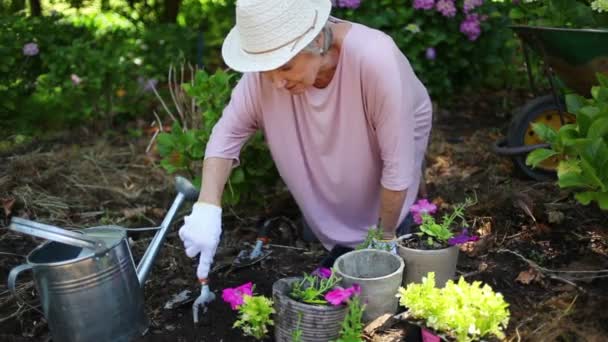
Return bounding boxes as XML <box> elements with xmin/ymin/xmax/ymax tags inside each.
<box><xmin>221</xmin><ymin>0</ymin><xmax>332</xmax><ymax>73</ymax></box>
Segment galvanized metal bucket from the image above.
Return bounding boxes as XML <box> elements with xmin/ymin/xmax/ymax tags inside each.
<box><xmin>7</xmin><ymin>176</ymin><xmax>199</xmax><ymax>342</ymax></box>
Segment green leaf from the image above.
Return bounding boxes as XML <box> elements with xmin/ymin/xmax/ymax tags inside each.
<box><xmin>597</xmin><ymin>73</ymin><xmax>608</xmax><ymax>89</ymax></box>
<box><xmin>588</xmin><ymin>118</ymin><xmax>608</xmax><ymax>140</ymax></box>
<box><xmin>155</xmin><ymin>133</ymin><xmax>175</xmax><ymax>157</ymax></box>
<box><xmin>525</xmin><ymin>148</ymin><xmax>558</xmax><ymax>168</ymax></box>
<box><xmin>230</xmin><ymin>167</ymin><xmax>245</xmax><ymax>184</ymax></box>
<box><xmin>556</xmin><ymin>124</ymin><xmax>580</xmax><ymax>147</ymax></box>
<box><xmin>531</xmin><ymin>122</ymin><xmax>557</xmax><ymax>144</ymax></box>
<box><xmin>573</xmin><ymin>191</ymin><xmax>608</xmax><ymax>209</ymax></box>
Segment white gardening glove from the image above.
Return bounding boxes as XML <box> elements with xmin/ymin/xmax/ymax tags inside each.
<box><xmin>193</xmin><ymin>284</ymin><xmax>216</xmax><ymax>323</ymax></box>
<box><xmin>178</xmin><ymin>202</ymin><xmax>222</xmax><ymax>279</ymax></box>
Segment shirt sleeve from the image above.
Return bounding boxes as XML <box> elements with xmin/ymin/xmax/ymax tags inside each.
<box><xmin>361</xmin><ymin>35</ymin><xmax>416</xmax><ymax>191</ymax></box>
<box><xmin>204</xmin><ymin>73</ymin><xmax>261</xmax><ymax>167</ymax></box>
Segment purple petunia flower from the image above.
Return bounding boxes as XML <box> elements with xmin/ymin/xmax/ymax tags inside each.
<box><xmin>460</xmin><ymin>13</ymin><xmax>482</xmax><ymax>41</ymax></box>
<box><xmin>333</xmin><ymin>0</ymin><xmax>362</xmax><ymax>9</ymax></box>
<box><xmin>23</xmin><ymin>42</ymin><xmax>39</xmax><ymax>57</ymax></box>
<box><xmin>221</xmin><ymin>282</ymin><xmax>253</xmax><ymax>310</ymax></box>
<box><xmin>410</xmin><ymin>199</ymin><xmax>438</xmax><ymax>224</ymax></box>
<box><xmin>413</xmin><ymin>0</ymin><xmax>435</xmax><ymax>10</ymax></box>
<box><xmin>312</xmin><ymin>267</ymin><xmax>332</xmax><ymax>279</ymax></box>
<box><xmin>447</xmin><ymin>228</ymin><xmax>480</xmax><ymax>245</ymax></box>
<box><xmin>436</xmin><ymin>0</ymin><xmax>457</xmax><ymax>17</ymax></box>
<box><xmin>463</xmin><ymin>0</ymin><xmax>484</xmax><ymax>13</ymax></box>
<box><xmin>425</xmin><ymin>47</ymin><xmax>436</xmax><ymax>60</ymax></box>
<box><xmin>325</xmin><ymin>284</ymin><xmax>361</xmax><ymax>306</ymax></box>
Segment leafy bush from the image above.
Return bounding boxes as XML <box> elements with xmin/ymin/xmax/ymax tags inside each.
<box><xmin>510</xmin><ymin>0</ymin><xmax>608</xmax><ymax>28</ymax></box>
<box><xmin>155</xmin><ymin>68</ymin><xmax>279</xmax><ymax>206</ymax></box>
<box><xmin>397</xmin><ymin>272</ymin><xmax>510</xmax><ymax>342</ymax></box>
<box><xmin>526</xmin><ymin>74</ymin><xmax>608</xmax><ymax>210</ymax></box>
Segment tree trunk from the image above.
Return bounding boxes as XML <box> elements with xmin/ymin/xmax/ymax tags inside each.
<box><xmin>28</xmin><ymin>0</ymin><xmax>41</xmax><ymax>16</ymax></box>
<box><xmin>162</xmin><ymin>0</ymin><xmax>181</xmax><ymax>23</ymax></box>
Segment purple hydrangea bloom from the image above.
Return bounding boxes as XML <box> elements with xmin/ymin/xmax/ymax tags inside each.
<box><xmin>436</xmin><ymin>0</ymin><xmax>457</xmax><ymax>17</ymax></box>
<box><xmin>333</xmin><ymin>0</ymin><xmax>362</xmax><ymax>9</ymax></box>
<box><xmin>447</xmin><ymin>228</ymin><xmax>480</xmax><ymax>245</ymax></box>
<box><xmin>463</xmin><ymin>0</ymin><xmax>484</xmax><ymax>13</ymax></box>
<box><xmin>460</xmin><ymin>13</ymin><xmax>482</xmax><ymax>41</ymax></box>
<box><xmin>413</xmin><ymin>0</ymin><xmax>435</xmax><ymax>10</ymax></box>
<box><xmin>23</xmin><ymin>42</ymin><xmax>39</xmax><ymax>56</ymax></box>
<box><xmin>425</xmin><ymin>47</ymin><xmax>436</xmax><ymax>60</ymax></box>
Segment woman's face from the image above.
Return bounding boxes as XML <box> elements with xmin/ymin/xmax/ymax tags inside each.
<box><xmin>262</xmin><ymin>52</ymin><xmax>322</xmax><ymax>95</ymax></box>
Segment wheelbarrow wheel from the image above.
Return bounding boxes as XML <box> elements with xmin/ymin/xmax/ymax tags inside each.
<box><xmin>507</xmin><ymin>94</ymin><xmax>576</xmax><ymax>181</ymax></box>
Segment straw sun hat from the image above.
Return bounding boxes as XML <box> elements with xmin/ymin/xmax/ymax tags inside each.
<box><xmin>221</xmin><ymin>0</ymin><xmax>332</xmax><ymax>73</ymax></box>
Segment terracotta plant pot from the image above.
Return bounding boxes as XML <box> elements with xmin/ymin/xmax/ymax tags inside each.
<box><xmin>272</xmin><ymin>277</ymin><xmax>347</xmax><ymax>342</ymax></box>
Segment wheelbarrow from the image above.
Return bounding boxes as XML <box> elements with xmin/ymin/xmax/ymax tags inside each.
<box><xmin>7</xmin><ymin>176</ymin><xmax>199</xmax><ymax>342</ymax></box>
<box><xmin>493</xmin><ymin>25</ymin><xmax>608</xmax><ymax>181</ymax></box>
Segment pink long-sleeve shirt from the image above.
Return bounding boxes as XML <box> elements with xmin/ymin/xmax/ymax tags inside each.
<box><xmin>205</xmin><ymin>22</ymin><xmax>433</xmax><ymax>249</ymax></box>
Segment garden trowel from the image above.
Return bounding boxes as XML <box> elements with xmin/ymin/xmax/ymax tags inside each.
<box><xmin>231</xmin><ymin>218</ymin><xmax>273</xmax><ymax>268</ymax></box>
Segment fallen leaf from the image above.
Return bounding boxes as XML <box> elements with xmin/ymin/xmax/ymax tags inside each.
<box><xmin>478</xmin><ymin>262</ymin><xmax>489</xmax><ymax>272</ymax></box>
<box><xmin>2</xmin><ymin>197</ymin><xmax>16</xmax><ymax>216</ymax></box>
<box><xmin>547</xmin><ymin>210</ymin><xmax>565</xmax><ymax>224</ymax></box>
<box><xmin>516</xmin><ymin>268</ymin><xmax>543</xmax><ymax>285</ymax></box>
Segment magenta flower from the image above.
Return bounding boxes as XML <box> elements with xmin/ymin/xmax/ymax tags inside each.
<box><xmin>436</xmin><ymin>0</ymin><xmax>457</xmax><ymax>17</ymax></box>
<box><xmin>463</xmin><ymin>0</ymin><xmax>483</xmax><ymax>13</ymax></box>
<box><xmin>447</xmin><ymin>228</ymin><xmax>479</xmax><ymax>245</ymax></box>
<box><xmin>460</xmin><ymin>13</ymin><xmax>482</xmax><ymax>41</ymax></box>
<box><xmin>410</xmin><ymin>199</ymin><xmax>438</xmax><ymax>224</ymax></box>
<box><xmin>413</xmin><ymin>0</ymin><xmax>435</xmax><ymax>10</ymax></box>
<box><xmin>324</xmin><ymin>284</ymin><xmax>361</xmax><ymax>306</ymax></box>
<box><xmin>425</xmin><ymin>47</ymin><xmax>436</xmax><ymax>60</ymax></box>
<box><xmin>23</xmin><ymin>42</ymin><xmax>39</xmax><ymax>56</ymax></box>
<box><xmin>312</xmin><ymin>267</ymin><xmax>332</xmax><ymax>279</ymax></box>
<box><xmin>221</xmin><ymin>282</ymin><xmax>253</xmax><ymax>310</ymax></box>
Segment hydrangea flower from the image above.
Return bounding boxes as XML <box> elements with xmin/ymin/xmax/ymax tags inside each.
<box><xmin>460</xmin><ymin>13</ymin><xmax>482</xmax><ymax>41</ymax></box>
<box><xmin>410</xmin><ymin>199</ymin><xmax>438</xmax><ymax>224</ymax></box>
<box><xmin>413</xmin><ymin>0</ymin><xmax>435</xmax><ymax>10</ymax></box>
<box><xmin>592</xmin><ymin>0</ymin><xmax>608</xmax><ymax>12</ymax></box>
<box><xmin>447</xmin><ymin>228</ymin><xmax>480</xmax><ymax>245</ymax></box>
<box><xmin>23</xmin><ymin>42</ymin><xmax>39</xmax><ymax>56</ymax></box>
<box><xmin>71</xmin><ymin>74</ymin><xmax>82</xmax><ymax>86</ymax></box>
<box><xmin>222</xmin><ymin>282</ymin><xmax>254</xmax><ymax>310</ymax></box>
<box><xmin>324</xmin><ymin>284</ymin><xmax>361</xmax><ymax>306</ymax></box>
<box><xmin>436</xmin><ymin>0</ymin><xmax>457</xmax><ymax>17</ymax></box>
<box><xmin>312</xmin><ymin>267</ymin><xmax>332</xmax><ymax>279</ymax></box>
<box><xmin>425</xmin><ymin>47</ymin><xmax>436</xmax><ymax>60</ymax></box>
<box><xmin>332</xmin><ymin>0</ymin><xmax>361</xmax><ymax>9</ymax></box>
<box><xmin>463</xmin><ymin>0</ymin><xmax>483</xmax><ymax>13</ymax></box>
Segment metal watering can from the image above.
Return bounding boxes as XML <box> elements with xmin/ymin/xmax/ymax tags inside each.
<box><xmin>7</xmin><ymin>176</ymin><xmax>199</xmax><ymax>342</ymax></box>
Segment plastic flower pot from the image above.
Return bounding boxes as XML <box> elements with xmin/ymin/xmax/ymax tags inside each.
<box><xmin>272</xmin><ymin>277</ymin><xmax>347</xmax><ymax>342</ymax></box>
<box><xmin>334</xmin><ymin>249</ymin><xmax>405</xmax><ymax>323</ymax></box>
<box><xmin>398</xmin><ymin>241</ymin><xmax>458</xmax><ymax>288</ymax></box>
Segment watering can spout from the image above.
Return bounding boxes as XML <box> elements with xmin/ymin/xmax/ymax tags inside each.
<box><xmin>136</xmin><ymin>176</ymin><xmax>199</xmax><ymax>287</ymax></box>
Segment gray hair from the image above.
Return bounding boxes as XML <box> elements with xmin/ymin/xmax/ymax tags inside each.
<box><xmin>300</xmin><ymin>22</ymin><xmax>333</xmax><ymax>56</ymax></box>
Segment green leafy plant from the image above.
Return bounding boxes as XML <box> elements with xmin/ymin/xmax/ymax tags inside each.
<box><xmin>291</xmin><ymin>312</ymin><xmax>303</xmax><ymax>342</ymax></box>
<box><xmin>397</xmin><ymin>272</ymin><xmax>510</xmax><ymax>342</ymax></box>
<box><xmin>526</xmin><ymin>73</ymin><xmax>608</xmax><ymax>210</ymax></box>
<box><xmin>333</xmin><ymin>296</ymin><xmax>366</xmax><ymax>342</ymax></box>
<box><xmin>290</xmin><ymin>268</ymin><xmax>342</xmax><ymax>305</ymax></box>
<box><xmin>355</xmin><ymin>226</ymin><xmax>391</xmax><ymax>251</ymax></box>
<box><xmin>233</xmin><ymin>295</ymin><xmax>276</xmax><ymax>340</ymax></box>
<box><xmin>510</xmin><ymin>0</ymin><xmax>608</xmax><ymax>28</ymax></box>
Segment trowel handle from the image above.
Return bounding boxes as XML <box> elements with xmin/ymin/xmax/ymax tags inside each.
<box><xmin>175</xmin><ymin>176</ymin><xmax>199</xmax><ymax>202</ymax></box>
<box><xmin>10</xmin><ymin>217</ymin><xmax>106</xmax><ymax>252</ymax></box>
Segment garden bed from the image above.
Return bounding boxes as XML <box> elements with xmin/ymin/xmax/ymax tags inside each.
<box><xmin>1</xmin><ymin>90</ymin><xmax>607</xmax><ymax>341</ymax></box>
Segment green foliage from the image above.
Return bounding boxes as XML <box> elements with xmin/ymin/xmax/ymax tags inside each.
<box><xmin>355</xmin><ymin>226</ymin><xmax>388</xmax><ymax>250</ymax></box>
<box><xmin>1</xmin><ymin>12</ymin><xmax>197</xmax><ymax>131</ymax></box>
<box><xmin>526</xmin><ymin>74</ymin><xmax>608</xmax><ymax>210</ymax></box>
<box><xmin>290</xmin><ymin>270</ymin><xmax>342</xmax><ymax>305</ymax></box>
<box><xmin>332</xmin><ymin>0</ymin><xmax>517</xmax><ymax>101</ymax></box>
<box><xmin>291</xmin><ymin>312</ymin><xmax>303</xmax><ymax>342</ymax></box>
<box><xmin>155</xmin><ymin>68</ymin><xmax>279</xmax><ymax>206</ymax></box>
<box><xmin>333</xmin><ymin>296</ymin><xmax>366</xmax><ymax>342</ymax></box>
<box><xmin>510</xmin><ymin>0</ymin><xmax>608</xmax><ymax>28</ymax></box>
<box><xmin>397</xmin><ymin>272</ymin><xmax>510</xmax><ymax>342</ymax></box>
<box><xmin>233</xmin><ymin>295</ymin><xmax>275</xmax><ymax>340</ymax></box>
<box><xmin>417</xmin><ymin>197</ymin><xmax>474</xmax><ymax>246</ymax></box>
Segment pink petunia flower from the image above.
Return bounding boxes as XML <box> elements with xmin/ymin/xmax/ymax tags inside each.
<box><xmin>410</xmin><ymin>199</ymin><xmax>438</xmax><ymax>224</ymax></box>
<box><xmin>221</xmin><ymin>282</ymin><xmax>253</xmax><ymax>310</ymax></box>
<box><xmin>312</xmin><ymin>267</ymin><xmax>332</xmax><ymax>279</ymax></box>
<box><xmin>324</xmin><ymin>284</ymin><xmax>361</xmax><ymax>306</ymax></box>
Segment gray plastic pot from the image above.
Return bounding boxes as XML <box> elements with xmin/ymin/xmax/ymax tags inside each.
<box><xmin>398</xmin><ymin>241</ymin><xmax>459</xmax><ymax>288</ymax></box>
<box><xmin>334</xmin><ymin>249</ymin><xmax>405</xmax><ymax>323</ymax></box>
<box><xmin>272</xmin><ymin>277</ymin><xmax>347</xmax><ymax>342</ymax></box>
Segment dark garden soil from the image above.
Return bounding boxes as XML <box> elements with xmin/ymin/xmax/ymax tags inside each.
<box><xmin>1</xmin><ymin>89</ymin><xmax>607</xmax><ymax>342</ymax></box>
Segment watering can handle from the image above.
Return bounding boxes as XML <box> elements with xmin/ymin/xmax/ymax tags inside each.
<box><xmin>10</xmin><ymin>217</ymin><xmax>107</xmax><ymax>253</ymax></box>
<box><xmin>175</xmin><ymin>176</ymin><xmax>199</xmax><ymax>201</ymax></box>
<box><xmin>8</xmin><ymin>264</ymin><xmax>43</xmax><ymax>315</ymax></box>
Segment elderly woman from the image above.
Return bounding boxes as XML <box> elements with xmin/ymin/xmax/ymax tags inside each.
<box><xmin>179</xmin><ymin>0</ymin><xmax>432</xmax><ymax>317</ymax></box>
